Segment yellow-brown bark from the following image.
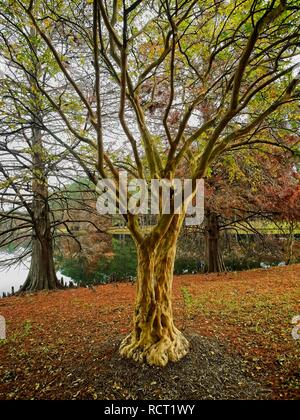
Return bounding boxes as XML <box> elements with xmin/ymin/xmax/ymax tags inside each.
<box><xmin>120</xmin><ymin>216</ymin><xmax>189</xmax><ymax>367</ymax></box>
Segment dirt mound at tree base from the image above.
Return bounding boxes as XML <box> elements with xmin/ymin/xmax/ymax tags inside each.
<box><xmin>92</xmin><ymin>334</ymin><xmax>271</xmax><ymax>400</ymax></box>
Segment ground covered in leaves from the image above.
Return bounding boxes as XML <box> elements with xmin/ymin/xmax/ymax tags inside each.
<box><xmin>0</xmin><ymin>265</ymin><xmax>299</xmax><ymax>400</ymax></box>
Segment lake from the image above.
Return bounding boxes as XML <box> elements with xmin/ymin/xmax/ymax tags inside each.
<box><xmin>0</xmin><ymin>252</ymin><xmax>73</xmax><ymax>295</ymax></box>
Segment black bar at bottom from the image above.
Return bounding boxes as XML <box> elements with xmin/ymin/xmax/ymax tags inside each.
<box><xmin>100</xmin><ymin>401</ymin><xmax>207</xmax><ymax>416</ymax></box>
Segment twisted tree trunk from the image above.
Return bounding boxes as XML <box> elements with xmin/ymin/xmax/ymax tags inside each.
<box><xmin>120</xmin><ymin>216</ymin><xmax>189</xmax><ymax>367</ymax></box>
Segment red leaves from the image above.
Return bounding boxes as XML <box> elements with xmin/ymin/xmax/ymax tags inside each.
<box><xmin>206</xmin><ymin>150</ymin><xmax>300</xmax><ymax>222</ymax></box>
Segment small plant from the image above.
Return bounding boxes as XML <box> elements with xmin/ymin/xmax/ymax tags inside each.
<box><xmin>23</xmin><ymin>320</ymin><xmax>32</xmax><ymax>336</ymax></box>
<box><xmin>181</xmin><ymin>287</ymin><xmax>195</xmax><ymax>315</ymax></box>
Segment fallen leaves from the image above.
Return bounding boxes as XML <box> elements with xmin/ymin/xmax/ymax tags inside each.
<box><xmin>0</xmin><ymin>264</ymin><xmax>299</xmax><ymax>400</ymax></box>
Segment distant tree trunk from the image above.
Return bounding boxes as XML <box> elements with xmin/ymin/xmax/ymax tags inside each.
<box><xmin>20</xmin><ymin>118</ymin><xmax>60</xmax><ymax>292</ymax></box>
<box><xmin>120</xmin><ymin>215</ymin><xmax>189</xmax><ymax>367</ymax></box>
<box><xmin>205</xmin><ymin>211</ymin><xmax>226</xmax><ymax>273</ymax></box>
<box><xmin>285</xmin><ymin>222</ymin><xmax>295</xmax><ymax>265</ymax></box>
<box><xmin>21</xmin><ymin>197</ymin><xmax>60</xmax><ymax>292</ymax></box>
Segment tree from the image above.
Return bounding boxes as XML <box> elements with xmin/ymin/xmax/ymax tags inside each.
<box><xmin>0</xmin><ymin>8</ymin><xmax>103</xmax><ymax>291</ymax></box>
<box><xmin>6</xmin><ymin>0</ymin><xmax>300</xmax><ymax>365</ymax></box>
<box><xmin>0</xmin><ymin>18</ymin><xmax>62</xmax><ymax>290</ymax></box>
<box><xmin>203</xmin><ymin>143</ymin><xmax>300</xmax><ymax>272</ymax></box>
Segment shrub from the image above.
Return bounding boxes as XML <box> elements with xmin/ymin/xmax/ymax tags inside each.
<box><xmin>58</xmin><ymin>256</ymin><xmax>94</xmax><ymax>285</ymax></box>
<box><xmin>174</xmin><ymin>257</ymin><xmax>203</xmax><ymax>275</ymax></box>
<box><xmin>95</xmin><ymin>239</ymin><xmax>137</xmax><ymax>282</ymax></box>
<box><xmin>58</xmin><ymin>239</ymin><xmax>137</xmax><ymax>286</ymax></box>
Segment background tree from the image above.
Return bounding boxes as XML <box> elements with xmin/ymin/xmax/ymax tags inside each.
<box><xmin>0</xmin><ymin>16</ymin><xmax>63</xmax><ymax>290</ymax></box>
<box><xmin>204</xmin><ymin>144</ymin><xmax>300</xmax><ymax>272</ymax></box>
<box><xmin>0</xmin><ymin>7</ymin><xmax>107</xmax><ymax>291</ymax></box>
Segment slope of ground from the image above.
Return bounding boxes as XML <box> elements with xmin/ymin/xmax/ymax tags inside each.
<box><xmin>0</xmin><ymin>265</ymin><xmax>299</xmax><ymax>400</ymax></box>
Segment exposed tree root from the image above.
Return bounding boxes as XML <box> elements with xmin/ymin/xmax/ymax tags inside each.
<box><xmin>120</xmin><ymin>328</ymin><xmax>189</xmax><ymax>367</ymax></box>
<box><xmin>20</xmin><ymin>272</ymin><xmax>61</xmax><ymax>293</ymax></box>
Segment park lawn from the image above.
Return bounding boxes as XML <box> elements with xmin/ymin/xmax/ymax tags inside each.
<box><xmin>0</xmin><ymin>264</ymin><xmax>299</xmax><ymax>400</ymax></box>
